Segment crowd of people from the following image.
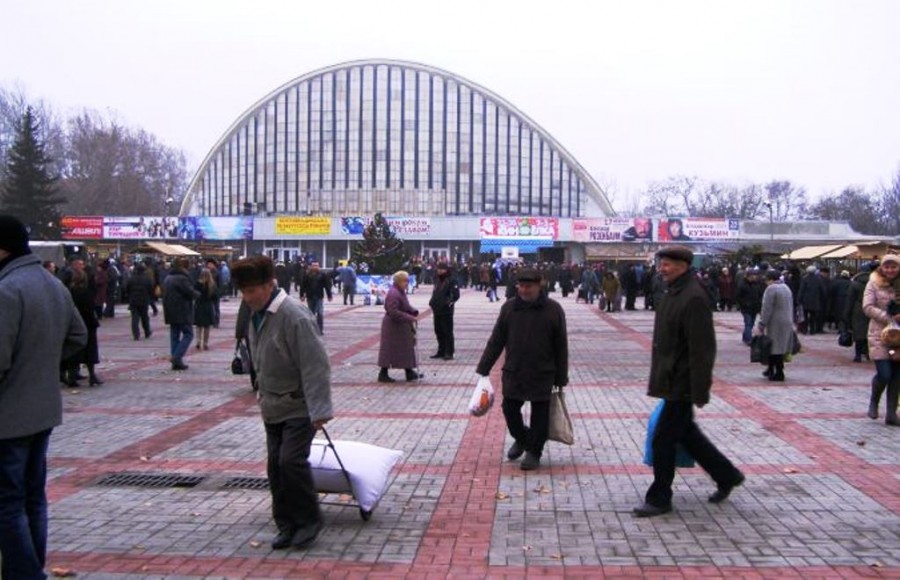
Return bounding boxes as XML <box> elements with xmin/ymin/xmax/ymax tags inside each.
<box><xmin>2</xmin><ymin>209</ymin><xmax>898</xmax><ymax>574</ymax></box>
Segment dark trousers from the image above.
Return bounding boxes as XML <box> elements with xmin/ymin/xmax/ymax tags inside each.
<box><xmin>741</xmin><ymin>311</ymin><xmax>757</xmax><ymax>344</ymax></box>
<box><xmin>502</xmin><ymin>397</ymin><xmax>550</xmax><ymax>457</ymax></box>
<box><xmin>625</xmin><ymin>290</ymin><xmax>637</xmax><ymax>310</ymax></box>
<box><xmin>264</xmin><ymin>418</ymin><xmax>322</xmax><ymax>534</ymax></box>
<box><xmin>804</xmin><ymin>309</ymin><xmax>822</xmax><ymax>334</ymax></box>
<box><xmin>0</xmin><ymin>429</ymin><xmax>51</xmax><ymax>580</ymax></box>
<box><xmin>169</xmin><ymin>323</ymin><xmax>193</xmax><ymax>362</ymax></box>
<box><xmin>343</xmin><ymin>285</ymin><xmax>355</xmax><ymax>305</ymax></box>
<box><xmin>433</xmin><ymin>311</ymin><xmax>455</xmax><ymax>356</ymax></box>
<box><xmin>130</xmin><ymin>305</ymin><xmax>151</xmax><ymax>339</ymax></box>
<box><xmin>645</xmin><ymin>400</ymin><xmax>741</xmax><ymax>508</ymax></box>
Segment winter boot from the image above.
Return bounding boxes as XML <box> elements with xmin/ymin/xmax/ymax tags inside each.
<box><xmin>88</xmin><ymin>364</ymin><xmax>104</xmax><ymax>386</ymax></box>
<box><xmin>868</xmin><ymin>376</ymin><xmax>886</xmax><ymax>419</ymax></box>
<box><xmin>885</xmin><ymin>379</ymin><xmax>899</xmax><ymax>426</ymax></box>
<box><xmin>377</xmin><ymin>367</ymin><xmax>395</xmax><ymax>383</ymax></box>
<box><xmin>405</xmin><ymin>368</ymin><xmax>424</xmax><ymax>382</ymax></box>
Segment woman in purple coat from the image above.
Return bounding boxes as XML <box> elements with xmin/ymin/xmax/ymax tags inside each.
<box><xmin>377</xmin><ymin>271</ymin><xmax>423</xmax><ymax>383</ymax></box>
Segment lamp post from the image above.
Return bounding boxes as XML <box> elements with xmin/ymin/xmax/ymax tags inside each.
<box><xmin>763</xmin><ymin>202</ymin><xmax>774</xmax><ymax>242</ymax></box>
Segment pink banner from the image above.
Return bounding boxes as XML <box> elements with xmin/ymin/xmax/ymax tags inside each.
<box><xmin>61</xmin><ymin>216</ymin><xmax>103</xmax><ymax>239</ymax></box>
<box><xmin>479</xmin><ymin>217</ymin><xmax>558</xmax><ymax>239</ymax></box>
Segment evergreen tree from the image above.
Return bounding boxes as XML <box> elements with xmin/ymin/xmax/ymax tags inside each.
<box><xmin>1</xmin><ymin>107</ymin><xmax>64</xmax><ymax>240</ymax></box>
<box><xmin>351</xmin><ymin>213</ymin><xmax>409</xmax><ymax>275</ymax></box>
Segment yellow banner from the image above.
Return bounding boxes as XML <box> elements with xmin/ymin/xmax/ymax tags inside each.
<box><xmin>275</xmin><ymin>217</ymin><xmax>331</xmax><ymax>235</ymax></box>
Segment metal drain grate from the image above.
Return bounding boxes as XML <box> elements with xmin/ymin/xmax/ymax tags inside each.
<box><xmin>96</xmin><ymin>472</ymin><xmax>205</xmax><ymax>489</ymax></box>
<box><xmin>221</xmin><ymin>476</ymin><xmax>269</xmax><ymax>490</ymax></box>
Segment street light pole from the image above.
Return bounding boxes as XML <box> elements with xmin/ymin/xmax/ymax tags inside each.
<box><xmin>764</xmin><ymin>202</ymin><xmax>774</xmax><ymax>242</ymax></box>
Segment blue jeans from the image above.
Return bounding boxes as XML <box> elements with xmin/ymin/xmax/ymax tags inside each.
<box><xmin>308</xmin><ymin>298</ymin><xmax>324</xmax><ymax>333</ymax></box>
<box><xmin>874</xmin><ymin>359</ymin><xmax>900</xmax><ymax>385</ymax></box>
<box><xmin>169</xmin><ymin>323</ymin><xmax>194</xmax><ymax>361</ymax></box>
<box><xmin>0</xmin><ymin>429</ymin><xmax>52</xmax><ymax>580</ymax></box>
<box><xmin>741</xmin><ymin>311</ymin><xmax>757</xmax><ymax>344</ymax></box>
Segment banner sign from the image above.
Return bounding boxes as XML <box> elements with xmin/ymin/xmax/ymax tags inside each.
<box><xmin>103</xmin><ymin>216</ymin><xmax>179</xmax><ymax>239</ymax></box>
<box><xmin>573</xmin><ymin>218</ymin><xmax>654</xmax><ymax>243</ymax></box>
<box><xmin>384</xmin><ymin>216</ymin><xmax>431</xmax><ymax>236</ymax></box>
<box><xmin>61</xmin><ymin>216</ymin><xmax>103</xmax><ymax>239</ymax></box>
<box><xmin>356</xmin><ymin>275</ymin><xmax>418</xmax><ymax>298</ymax></box>
<box><xmin>340</xmin><ymin>216</ymin><xmax>367</xmax><ymax>235</ymax></box>
<box><xmin>479</xmin><ymin>217</ymin><xmax>558</xmax><ymax>239</ymax></box>
<box><xmin>178</xmin><ymin>217</ymin><xmax>254</xmax><ymax>240</ymax></box>
<box><xmin>275</xmin><ymin>216</ymin><xmax>331</xmax><ymax>235</ymax></box>
<box><xmin>657</xmin><ymin>218</ymin><xmax>740</xmax><ymax>241</ymax></box>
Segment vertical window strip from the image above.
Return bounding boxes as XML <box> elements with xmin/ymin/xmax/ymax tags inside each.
<box><xmin>283</xmin><ymin>92</ymin><xmax>289</xmax><ymax>212</ymax></box>
<box><xmin>307</xmin><ymin>79</ymin><xmax>313</xmax><ymax>195</ymax></box>
<box><xmin>428</xmin><ymin>74</ymin><xmax>434</xmax><ymax>190</ymax></box>
<box><xmin>442</xmin><ymin>78</ymin><xmax>447</xmax><ymax>192</ymax></box>
<box><xmin>332</xmin><ymin>72</ymin><xmax>337</xmax><ymax>191</ymax></box>
<box><xmin>506</xmin><ymin>114</ymin><xmax>510</xmax><ymax>213</ymax></box>
<box><xmin>469</xmin><ymin>89</ymin><xmax>474</xmax><ymax>213</ymax></box>
<box><xmin>319</xmin><ymin>77</ymin><xmax>325</xmax><ymax>194</ymax></box>
<box><xmin>295</xmin><ymin>84</ymin><xmax>300</xmax><ymax>210</ymax></box>
<box><xmin>358</xmin><ymin>67</ymin><xmax>364</xmax><ymax>189</ymax></box>
<box><xmin>345</xmin><ymin>68</ymin><xmax>351</xmax><ymax>189</ymax></box>
<box><xmin>539</xmin><ymin>141</ymin><xmax>545</xmax><ymax>216</ymax></box>
<box><xmin>414</xmin><ymin>71</ymin><xmax>419</xmax><ymax>189</ymax></box>
<box><xmin>372</xmin><ymin>66</ymin><xmax>377</xmax><ymax>188</ymax></box>
<box><xmin>455</xmin><ymin>83</ymin><xmax>461</xmax><ymax>215</ymax></box>
<box><xmin>253</xmin><ymin>117</ymin><xmax>259</xmax><ymax>209</ymax></box>
<box><xmin>272</xmin><ymin>98</ymin><xmax>278</xmax><ymax>213</ymax></box>
<box><xmin>400</xmin><ymin>67</ymin><xmax>405</xmax><ymax>189</ymax></box>
<box><xmin>385</xmin><ymin>66</ymin><xmax>391</xmax><ymax>190</ymax></box>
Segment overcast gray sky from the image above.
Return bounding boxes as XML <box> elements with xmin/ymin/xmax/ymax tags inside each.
<box><xmin>2</xmin><ymin>0</ymin><xmax>898</xmax><ymax>206</ymax></box>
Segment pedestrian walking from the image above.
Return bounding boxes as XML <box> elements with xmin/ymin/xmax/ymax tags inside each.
<box><xmin>377</xmin><ymin>271</ymin><xmax>423</xmax><ymax>383</ymax></box>
<box><xmin>231</xmin><ymin>255</ymin><xmax>333</xmax><ymax>550</ymax></box>
<box><xmin>162</xmin><ymin>257</ymin><xmax>200</xmax><ymax>371</ymax></box>
<box><xmin>0</xmin><ymin>215</ymin><xmax>87</xmax><ymax>579</ymax></box>
<box><xmin>429</xmin><ymin>262</ymin><xmax>459</xmax><ymax>360</ymax></box>
<box><xmin>475</xmin><ymin>268</ymin><xmax>569</xmax><ymax>471</ymax></box>
<box><xmin>300</xmin><ymin>261</ymin><xmax>333</xmax><ymax>334</ymax></box>
<box><xmin>862</xmin><ymin>254</ymin><xmax>900</xmax><ymax>425</ymax></box>
<box><xmin>339</xmin><ymin>263</ymin><xmax>358</xmax><ymax>305</ymax></box>
<box><xmin>126</xmin><ymin>262</ymin><xmax>154</xmax><ymax>340</ymax></box>
<box><xmin>634</xmin><ymin>245</ymin><xmax>744</xmax><ymax>517</ymax></box>
<box><xmin>194</xmin><ymin>268</ymin><xmax>218</xmax><ymax>350</ymax></box>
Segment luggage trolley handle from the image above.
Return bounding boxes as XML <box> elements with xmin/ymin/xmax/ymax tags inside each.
<box><xmin>319</xmin><ymin>427</ymin><xmax>354</xmax><ymax>492</ymax></box>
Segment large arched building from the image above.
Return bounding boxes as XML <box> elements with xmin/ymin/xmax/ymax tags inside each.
<box><xmin>182</xmin><ymin>59</ymin><xmax>613</xmax><ymax>263</ymax></box>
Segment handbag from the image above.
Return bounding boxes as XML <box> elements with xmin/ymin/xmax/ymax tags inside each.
<box><xmin>548</xmin><ymin>388</ymin><xmax>574</xmax><ymax>445</ymax></box>
<box><xmin>750</xmin><ymin>335</ymin><xmax>772</xmax><ymax>363</ymax></box>
<box><xmin>231</xmin><ymin>339</ymin><xmax>252</xmax><ymax>375</ymax></box>
<box><xmin>791</xmin><ymin>330</ymin><xmax>802</xmax><ymax>355</ymax></box>
<box><xmin>643</xmin><ymin>400</ymin><xmax>695</xmax><ymax>468</ymax></box>
<box><xmin>838</xmin><ymin>329</ymin><xmax>853</xmax><ymax>348</ymax></box>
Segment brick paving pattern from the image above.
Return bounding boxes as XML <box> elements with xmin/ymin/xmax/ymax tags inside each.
<box><xmin>23</xmin><ymin>287</ymin><xmax>899</xmax><ymax>578</ymax></box>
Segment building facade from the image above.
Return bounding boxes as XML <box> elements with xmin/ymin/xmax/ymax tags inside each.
<box><xmin>182</xmin><ymin>59</ymin><xmax>613</xmax><ymax>227</ymax></box>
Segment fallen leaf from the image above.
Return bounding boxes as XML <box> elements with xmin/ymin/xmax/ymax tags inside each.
<box><xmin>190</xmin><ymin>512</ymin><xmax>202</xmax><ymax>517</ymax></box>
<box><xmin>139</xmin><ymin>455</ymin><xmax>150</xmax><ymax>462</ymax></box>
<box><xmin>783</xmin><ymin>467</ymin><xmax>798</xmax><ymax>474</ymax></box>
<box><xmin>533</xmin><ymin>484</ymin><xmax>551</xmax><ymax>494</ymax></box>
<box><xmin>550</xmin><ymin>553</ymin><xmax>564</xmax><ymax>560</ymax></box>
<box><xmin>495</xmin><ymin>491</ymin><xmax>510</xmax><ymax>500</ymax></box>
<box><xmin>249</xmin><ymin>541</ymin><xmax>262</xmax><ymax>548</ymax></box>
<box><xmin>856</xmin><ymin>440</ymin><xmax>866</xmax><ymax>446</ymax></box>
<box><xmin>50</xmin><ymin>567</ymin><xmax>76</xmax><ymax>577</ymax></box>
<box><xmin>522</xmin><ymin>545</ymin><xmax>532</xmax><ymax>551</ymax></box>
<box><xmin>870</xmin><ymin>561</ymin><xmax>883</xmax><ymax>568</ymax></box>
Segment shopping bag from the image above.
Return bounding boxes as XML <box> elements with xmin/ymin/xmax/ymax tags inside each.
<box><xmin>548</xmin><ymin>388</ymin><xmax>574</xmax><ymax>445</ymax></box>
<box><xmin>837</xmin><ymin>329</ymin><xmax>853</xmax><ymax>347</ymax></box>
<box><xmin>643</xmin><ymin>400</ymin><xmax>695</xmax><ymax>468</ymax></box>
<box><xmin>750</xmin><ymin>335</ymin><xmax>772</xmax><ymax>363</ymax></box>
<box><xmin>468</xmin><ymin>375</ymin><xmax>494</xmax><ymax>417</ymax></box>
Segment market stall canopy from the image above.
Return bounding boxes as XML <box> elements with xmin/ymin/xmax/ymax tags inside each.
<box><xmin>780</xmin><ymin>244</ymin><xmax>844</xmax><ymax>260</ymax></box>
<box><xmin>819</xmin><ymin>241</ymin><xmax>899</xmax><ymax>260</ymax></box>
<box><xmin>130</xmin><ymin>241</ymin><xmax>201</xmax><ymax>256</ymax></box>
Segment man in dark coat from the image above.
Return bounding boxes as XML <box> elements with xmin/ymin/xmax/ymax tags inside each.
<box><xmin>126</xmin><ymin>262</ymin><xmax>154</xmax><ymax>340</ymax></box>
<box><xmin>163</xmin><ymin>257</ymin><xmax>200</xmax><ymax>370</ymax></box>
<box><xmin>634</xmin><ymin>246</ymin><xmax>744</xmax><ymax>517</ymax></box>
<box><xmin>845</xmin><ymin>264</ymin><xmax>873</xmax><ymax>362</ymax></box>
<box><xmin>429</xmin><ymin>263</ymin><xmax>460</xmax><ymax>360</ymax></box>
<box><xmin>476</xmin><ymin>268</ymin><xmax>568</xmax><ymax>471</ymax></box>
<box><xmin>797</xmin><ymin>266</ymin><xmax>827</xmax><ymax>334</ymax></box>
<box><xmin>735</xmin><ymin>268</ymin><xmax>764</xmax><ymax>345</ymax></box>
<box><xmin>621</xmin><ymin>264</ymin><xmax>639</xmax><ymax>310</ymax></box>
<box><xmin>299</xmin><ymin>262</ymin><xmax>333</xmax><ymax>334</ymax></box>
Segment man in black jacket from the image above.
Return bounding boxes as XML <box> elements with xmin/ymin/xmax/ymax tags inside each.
<box><xmin>299</xmin><ymin>262</ymin><xmax>332</xmax><ymax>334</ymax></box>
<box><xmin>736</xmin><ymin>268</ymin><xmax>764</xmax><ymax>345</ymax></box>
<box><xmin>476</xmin><ymin>269</ymin><xmax>568</xmax><ymax>471</ymax></box>
<box><xmin>429</xmin><ymin>263</ymin><xmax>460</xmax><ymax>360</ymax></box>
<box><xmin>634</xmin><ymin>246</ymin><xmax>744</xmax><ymax>517</ymax></box>
<box><xmin>163</xmin><ymin>257</ymin><xmax>200</xmax><ymax>370</ymax></box>
<box><xmin>125</xmin><ymin>263</ymin><xmax>154</xmax><ymax>340</ymax></box>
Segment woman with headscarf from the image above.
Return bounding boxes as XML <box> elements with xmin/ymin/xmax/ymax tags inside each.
<box><xmin>862</xmin><ymin>254</ymin><xmax>900</xmax><ymax>425</ymax></box>
<box><xmin>755</xmin><ymin>269</ymin><xmax>795</xmax><ymax>382</ymax></box>
<box><xmin>64</xmin><ymin>268</ymin><xmax>104</xmax><ymax>386</ymax></box>
<box><xmin>377</xmin><ymin>271</ymin><xmax>422</xmax><ymax>383</ymax></box>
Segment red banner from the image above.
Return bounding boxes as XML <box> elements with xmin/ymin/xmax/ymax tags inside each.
<box><xmin>61</xmin><ymin>216</ymin><xmax>103</xmax><ymax>239</ymax></box>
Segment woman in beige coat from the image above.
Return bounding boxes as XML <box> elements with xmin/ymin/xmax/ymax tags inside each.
<box><xmin>862</xmin><ymin>254</ymin><xmax>900</xmax><ymax>425</ymax></box>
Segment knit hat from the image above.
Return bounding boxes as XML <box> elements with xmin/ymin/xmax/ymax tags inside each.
<box><xmin>881</xmin><ymin>254</ymin><xmax>900</xmax><ymax>267</ymax></box>
<box><xmin>656</xmin><ymin>245</ymin><xmax>693</xmax><ymax>264</ymax></box>
<box><xmin>0</xmin><ymin>215</ymin><xmax>31</xmax><ymax>256</ymax></box>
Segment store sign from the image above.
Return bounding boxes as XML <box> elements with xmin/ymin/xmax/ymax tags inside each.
<box><xmin>275</xmin><ymin>216</ymin><xmax>331</xmax><ymax>235</ymax></box>
<box><xmin>384</xmin><ymin>216</ymin><xmax>431</xmax><ymax>236</ymax></box>
<box><xmin>178</xmin><ymin>217</ymin><xmax>254</xmax><ymax>240</ymax></box>
<box><xmin>479</xmin><ymin>217</ymin><xmax>558</xmax><ymax>239</ymax></box>
<box><xmin>103</xmin><ymin>216</ymin><xmax>179</xmax><ymax>239</ymax></box>
<box><xmin>61</xmin><ymin>216</ymin><xmax>103</xmax><ymax>239</ymax></box>
<box><xmin>573</xmin><ymin>218</ymin><xmax>654</xmax><ymax>243</ymax></box>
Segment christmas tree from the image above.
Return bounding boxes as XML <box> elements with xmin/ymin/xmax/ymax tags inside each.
<box><xmin>351</xmin><ymin>213</ymin><xmax>409</xmax><ymax>275</ymax></box>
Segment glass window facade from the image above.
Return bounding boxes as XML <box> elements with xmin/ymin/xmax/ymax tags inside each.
<box><xmin>186</xmin><ymin>60</ymin><xmax>611</xmax><ymax>217</ymax></box>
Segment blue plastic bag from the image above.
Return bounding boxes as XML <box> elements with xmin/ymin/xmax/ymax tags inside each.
<box><xmin>643</xmin><ymin>400</ymin><xmax>695</xmax><ymax>468</ymax></box>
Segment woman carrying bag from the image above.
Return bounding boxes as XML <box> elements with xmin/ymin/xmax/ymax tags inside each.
<box><xmin>754</xmin><ymin>269</ymin><xmax>795</xmax><ymax>382</ymax></box>
<box><xmin>862</xmin><ymin>254</ymin><xmax>900</xmax><ymax>425</ymax></box>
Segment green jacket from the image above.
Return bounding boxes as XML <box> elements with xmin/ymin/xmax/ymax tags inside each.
<box><xmin>250</xmin><ymin>289</ymin><xmax>333</xmax><ymax>424</ymax></box>
<box><xmin>647</xmin><ymin>270</ymin><xmax>716</xmax><ymax>407</ymax></box>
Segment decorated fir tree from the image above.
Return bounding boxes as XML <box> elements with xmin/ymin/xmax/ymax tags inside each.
<box><xmin>351</xmin><ymin>213</ymin><xmax>409</xmax><ymax>275</ymax></box>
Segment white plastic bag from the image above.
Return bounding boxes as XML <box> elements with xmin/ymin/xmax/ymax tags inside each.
<box><xmin>468</xmin><ymin>375</ymin><xmax>494</xmax><ymax>416</ymax></box>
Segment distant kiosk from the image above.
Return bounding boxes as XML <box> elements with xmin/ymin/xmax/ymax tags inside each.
<box><xmin>28</xmin><ymin>241</ymin><xmax>85</xmax><ymax>266</ymax></box>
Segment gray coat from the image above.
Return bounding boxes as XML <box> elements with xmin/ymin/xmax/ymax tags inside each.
<box><xmin>250</xmin><ymin>289</ymin><xmax>333</xmax><ymax>424</ymax></box>
<box><xmin>0</xmin><ymin>254</ymin><xmax>87</xmax><ymax>438</ymax></box>
<box><xmin>758</xmin><ymin>281</ymin><xmax>795</xmax><ymax>355</ymax></box>
<box><xmin>378</xmin><ymin>285</ymin><xmax>419</xmax><ymax>369</ymax></box>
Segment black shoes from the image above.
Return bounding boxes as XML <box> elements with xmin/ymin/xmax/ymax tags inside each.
<box><xmin>506</xmin><ymin>441</ymin><xmax>525</xmax><ymax>460</ymax></box>
<box><xmin>520</xmin><ymin>452</ymin><xmax>540</xmax><ymax>471</ymax></box>
<box><xmin>632</xmin><ymin>503</ymin><xmax>672</xmax><ymax>518</ymax></box>
<box><xmin>442</xmin><ymin>355</ymin><xmax>454</xmax><ymax>361</ymax></box>
<box><xmin>768</xmin><ymin>373</ymin><xmax>785</xmax><ymax>382</ymax></box>
<box><xmin>762</xmin><ymin>368</ymin><xmax>772</xmax><ymax>378</ymax></box>
<box><xmin>709</xmin><ymin>472</ymin><xmax>745</xmax><ymax>504</ymax></box>
<box><xmin>171</xmin><ymin>360</ymin><xmax>189</xmax><ymax>371</ymax></box>
<box><xmin>429</xmin><ymin>353</ymin><xmax>444</xmax><ymax>359</ymax></box>
<box><xmin>405</xmin><ymin>370</ymin><xmax>424</xmax><ymax>381</ymax></box>
<box><xmin>377</xmin><ymin>369</ymin><xmax>396</xmax><ymax>383</ymax></box>
<box><xmin>271</xmin><ymin>529</ymin><xmax>295</xmax><ymax>550</ymax></box>
<box><xmin>291</xmin><ymin>521</ymin><xmax>323</xmax><ymax>549</ymax></box>
<box><xmin>89</xmin><ymin>375</ymin><xmax>104</xmax><ymax>386</ymax></box>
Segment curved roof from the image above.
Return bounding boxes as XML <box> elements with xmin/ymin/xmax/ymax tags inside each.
<box><xmin>181</xmin><ymin>58</ymin><xmax>613</xmax><ymax>217</ymax></box>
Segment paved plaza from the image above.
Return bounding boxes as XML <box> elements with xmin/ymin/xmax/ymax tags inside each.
<box><xmin>36</xmin><ymin>286</ymin><xmax>899</xmax><ymax>578</ymax></box>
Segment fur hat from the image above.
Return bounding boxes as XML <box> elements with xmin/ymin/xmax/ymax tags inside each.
<box><xmin>880</xmin><ymin>254</ymin><xmax>900</xmax><ymax>267</ymax></box>
<box><xmin>0</xmin><ymin>215</ymin><xmax>31</xmax><ymax>257</ymax></box>
<box><xmin>231</xmin><ymin>255</ymin><xmax>275</xmax><ymax>288</ymax></box>
<box><xmin>516</xmin><ymin>268</ymin><xmax>542</xmax><ymax>283</ymax></box>
<box><xmin>656</xmin><ymin>245</ymin><xmax>693</xmax><ymax>264</ymax></box>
